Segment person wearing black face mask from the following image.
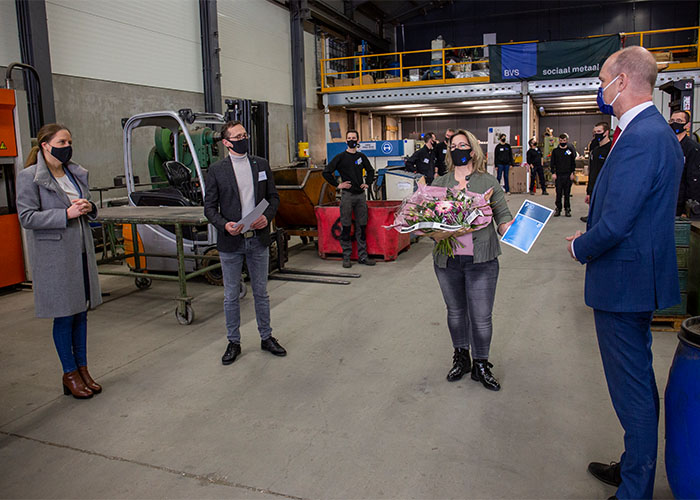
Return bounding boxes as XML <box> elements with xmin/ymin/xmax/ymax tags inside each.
<box><xmin>581</xmin><ymin>122</ymin><xmax>612</xmax><ymax>222</ymax></box>
<box><xmin>526</xmin><ymin>138</ymin><xmax>547</xmax><ymax>195</ymax></box>
<box><xmin>669</xmin><ymin>109</ymin><xmax>700</xmax><ymax>216</ymax></box>
<box><xmin>204</xmin><ymin>120</ymin><xmax>285</xmax><ymax>365</ymax></box>
<box><xmin>322</xmin><ymin>129</ymin><xmax>376</xmax><ymax>268</ymax></box>
<box><xmin>494</xmin><ymin>134</ymin><xmax>515</xmax><ymax>194</ymax></box>
<box><xmin>550</xmin><ymin>133</ymin><xmax>576</xmax><ymax>216</ymax></box>
<box><xmin>429</xmin><ymin>129</ymin><xmax>513</xmax><ymax>392</ymax></box>
<box><xmin>16</xmin><ymin>123</ymin><xmax>103</xmax><ymax>400</ymax></box>
<box><xmin>405</xmin><ymin>132</ymin><xmax>437</xmax><ymax>184</ymax></box>
<box><xmin>434</xmin><ymin>128</ymin><xmax>455</xmax><ymax>178</ymax></box>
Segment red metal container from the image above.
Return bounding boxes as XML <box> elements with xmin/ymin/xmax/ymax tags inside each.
<box><xmin>314</xmin><ymin>200</ymin><xmax>410</xmax><ymax>261</ymax></box>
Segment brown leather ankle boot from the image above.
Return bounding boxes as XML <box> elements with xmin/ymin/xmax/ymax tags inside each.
<box><xmin>78</xmin><ymin>366</ymin><xmax>102</xmax><ymax>394</ymax></box>
<box><xmin>63</xmin><ymin>370</ymin><xmax>93</xmax><ymax>399</ymax></box>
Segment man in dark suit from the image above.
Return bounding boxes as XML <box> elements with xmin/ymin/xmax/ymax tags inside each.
<box><xmin>204</xmin><ymin>121</ymin><xmax>285</xmax><ymax>365</ymax></box>
<box><xmin>566</xmin><ymin>46</ymin><xmax>683</xmax><ymax>500</ymax></box>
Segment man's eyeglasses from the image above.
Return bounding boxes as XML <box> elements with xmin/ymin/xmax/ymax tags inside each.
<box><xmin>226</xmin><ymin>133</ymin><xmax>248</xmax><ymax>141</ymax></box>
<box><xmin>669</xmin><ymin>119</ymin><xmax>688</xmax><ymax>125</ymax></box>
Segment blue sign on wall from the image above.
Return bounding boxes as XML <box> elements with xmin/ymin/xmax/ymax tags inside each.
<box><xmin>326</xmin><ymin>140</ymin><xmax>405</xmax><ymax>160</ymax></box>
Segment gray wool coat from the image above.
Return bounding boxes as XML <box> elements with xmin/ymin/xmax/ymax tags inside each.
<box><xmin>16</xmin><ymin>153</ymin><xmax>103</xmax><ymax>318</ymax></box>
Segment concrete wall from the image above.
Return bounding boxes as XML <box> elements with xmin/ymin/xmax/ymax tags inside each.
<box><xmin>52</xmin><ymin>74</ymin><xmax>204</xmax><ymax>193</ymax></box>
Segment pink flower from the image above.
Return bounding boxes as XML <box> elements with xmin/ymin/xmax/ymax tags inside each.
<box><xmin>435</xmin><ymin>201</ymin><xmax>453</xmax><ymax>214</ymax></box>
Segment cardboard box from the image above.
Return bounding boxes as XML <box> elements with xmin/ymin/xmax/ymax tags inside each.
<box><xmin>335</xmin><ymin>78</ymin><xmax>353</xmax><ymax>87</ymax></box>
<box><xmin>653</xmin><ymin>51</ymin><xmax>672</xmax><ymax>62</ymax></box>
<box><xmin>386</xmin><ymin>77</ymin><xmax>404</xmax><ymax>83</ymax></box>
<box><xmin>352</xmin><ymin>75</ymin><xmax>374</xmax><ymax>86</ymax></box>
<box><xmin>508</xmin><ymin>166</ymin><xmax>528</xmax><ymax>193</ymax></box>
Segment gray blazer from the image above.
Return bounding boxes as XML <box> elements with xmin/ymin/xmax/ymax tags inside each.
<box><xmin>16</xmin><ymin>153</ymin><xmax>102</xmax><ymax>318</ymax></box>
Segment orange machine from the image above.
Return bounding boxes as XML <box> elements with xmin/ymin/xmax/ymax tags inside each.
<box><xmin>0</xmin><ymin>88</ymin><xmax>26</xmax><ymax>288</ymax></box>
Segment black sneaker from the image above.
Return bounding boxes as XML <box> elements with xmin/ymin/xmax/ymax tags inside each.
<box><xmin>565</xmin><ymin>209</ymin><xmax>571</xmax><ymax>217</ymax></box>
<box><xmin>588</xmin><ymin>461</ymin><xmax>621</xmax><ymax>487</ymax></box>
<box><xmin>580</xmin><ymin>216</ymin><xmax>588</xmax><ymax>223</ymax></box>
<box><xmin>342</xmin><ymin>258</ymin><xmax>352</xmax><ymax>268</ymax></box>
<box><xmin>261</xmin><ymin>336</ymin><xmax>287</xmax><ymax>356</ymax></box>
<box><xmin>542</xmin><ymin>191</ymin><xmax>549</xmax><ymax>195</ymax></box>
<box><xmin>358</xmin><ymin>258</ymin><xmax>376</xmax><ymax>266</ymax></box>
<box><xmin>222</xmin><ymin>342</ymin><xmax>241</xmax><ymax>365</ymax></box>
<box><xmin>553</xmin><ymin>210</ymin><xmax>561</xmax><ymax>217</ymax></box>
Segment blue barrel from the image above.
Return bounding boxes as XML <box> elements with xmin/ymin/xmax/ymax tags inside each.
<box><xmin>665</xmin><ymin>316</ymin><xmax>700</xmax><ymax>499</ymax></box>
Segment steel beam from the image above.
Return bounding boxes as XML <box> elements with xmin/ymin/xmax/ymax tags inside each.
<box><xmin>14</xmin><ymin>0</ymin><xmax>55</xmax><ymax>134</ymax></box>
<box><xmin>290</xmin><ymin>0</ymin><xmax>309</xmax><ymax>153</ymax></box>
<box><xmin>199</xmin><ymin>0</ymin><xmax>222</xmax><ymax>114</ymax></box>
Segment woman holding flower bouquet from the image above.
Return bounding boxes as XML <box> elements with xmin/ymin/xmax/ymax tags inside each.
<box><xmin>430</xmin><ymin>129</ymin><xmax>513</xmax><ymax>391</ymax></box>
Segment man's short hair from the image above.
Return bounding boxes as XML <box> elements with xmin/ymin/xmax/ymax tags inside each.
<box><xmin>446</xmin><ymin>128</ymin><xmax>456</xmax><ymax>134</ymax></box>
<box><xmin>529</xmin><ymin>138</ymin><xmax>537</xmax><ymax>146</ymax></box>
<box><xmin>559</xmin><ymin>133</ymin><xmax>569</xmax><ymax>140</ymax></box>
<box><xmin>607</xmin><ymin>46</ymin><xmax>658</xmax><ymax>92</ymax></box>
<box><xmin>671</xmin><ymin>109</ymin><xmax>691</xmax><ymax>123</ymax></box>
<box><xmin>424</xmin><ymin>132</ymin><xmax>435</xmax><ymax>141</ymax></box>
<box><xmin>499</xmin><ymin>133</ymin><xmax>506</xmax><ymax>140</ymax></box>
<box><xmin>222</xmin><ymin>120</ymin><xmax>243</xmax><ymax>140</ymax></box>
<box><xmin>595</xmin><ymin>121</ymin><xmax>611</xmax><ymax>132</ymax></box>
<box><xmin>346</xmin><ymin>129</ymin><xmax>359</xmax><ymax>139</ymax></box>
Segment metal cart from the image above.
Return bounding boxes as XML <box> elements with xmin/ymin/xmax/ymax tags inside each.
<box><xmin>94</xmin><ymin>206</ymin><xmax>222</xmax><ymax>325</ymax></box>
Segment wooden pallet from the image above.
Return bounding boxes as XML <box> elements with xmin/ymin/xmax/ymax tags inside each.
<box><xmin>651</xmin><ymin>315</ymin><xmax>688</xmax><ymax>332</ymax></box>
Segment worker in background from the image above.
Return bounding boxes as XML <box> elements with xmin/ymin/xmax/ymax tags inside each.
<box><xmin>406</xmin><ymin>131</ymin><xmax>437</xmax><ymax>184</ymax></box>
<box><xmin>434</xmin><ymin>128</ymin><xmax>455</xmax><ymax>178</ymax></box>
<box><xmin>204</xmin><ymin>120</ymin><xmax>285</xmax><ymax>366</ymax></box>
<box><xmin>526</xmin><ymin>138</ymin><xmax>548</xmax><ymax>195</ymax></box>
<box><xmin>494</xmin><ymin>134</ymin><xmax>514</xmax><ymax>194</ymax></box>
<box><xmin>669</xmin><ymin>109</ymin><xmax>700</xmax><ymax>216</ymax></box>
<box><xmin>581</xmin><ymin>122</ymin><xmax>611</xmax><ymax>223</ymax></box>
<box><xmin>322</xmin><ymin>130</ymin><xmax>376</xmax><ymax>268</ymax></box>
<box><xmin>550</xmin><ymin>133</ymin><xmax>576</xmax><ymax>217</ymax></box>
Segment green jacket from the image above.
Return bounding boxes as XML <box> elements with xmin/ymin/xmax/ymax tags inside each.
<box><xmin>431</xmin><ymin>170</ymin><xmax>513</xmax><ymax>266</ymax></box>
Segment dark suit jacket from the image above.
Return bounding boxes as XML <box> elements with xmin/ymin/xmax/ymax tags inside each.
<box><xmin>574</xmin><ymin>105</ymin><xmax>684</xmax><ymax>312</ymax></box>
<box><xmin>204</xmin><ymin>155</ymin><xmax>280</xmax><ymax>252</ymax></box>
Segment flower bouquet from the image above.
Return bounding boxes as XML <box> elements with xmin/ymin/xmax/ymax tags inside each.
<box><xmin>387</xmin><ymin>184</ymin><xmax>494</xmax><ymax>257</ymax></box>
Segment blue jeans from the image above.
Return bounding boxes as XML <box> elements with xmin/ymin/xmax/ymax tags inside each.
<box><xmin>496</xmin><ymin>164</ymin><xmax>510</xmax><ymax>193</ymax></box>
<box><xmin>53</xmin><ymin>311</ymin><xmax>88</xmax><ymax>373</ymax></box>
<box><xmin>220</xmin><ymin>237</ymin><xmax>272</xmax><ymax>343</ymax></box>
<box><xmin>594</xmin><ymin>309</ymin><xmax>658</xmax><ymax>500</ymax></box>
<box><xmin>433</xmin><ymin>256</ymin><xmax>499</xmax><ymax>359</ymax></box>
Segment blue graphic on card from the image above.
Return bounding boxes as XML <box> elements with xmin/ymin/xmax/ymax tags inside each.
<box><xmin>500</xmin><ymin>200</ymin><xmax>553</xmax><ymax>254</ymax></box>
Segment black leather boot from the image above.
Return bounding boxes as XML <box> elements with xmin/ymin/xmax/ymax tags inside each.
<box><xmin>471</xmin><ymin>359</ymin><xmax>501</xmax><ymax>391</ymax></box>
<box><xmin>446</xmin><ymin>348</ymin><xmax>471</xmax><ymax>382</ymax></box>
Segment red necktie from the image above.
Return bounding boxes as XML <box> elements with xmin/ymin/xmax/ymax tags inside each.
<box><xmin>611</xmin><ymin>126</ymin><xmax>621</xmax><ymax>147</ymax></box>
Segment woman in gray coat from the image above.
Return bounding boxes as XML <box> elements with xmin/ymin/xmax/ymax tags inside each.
<box><xmin>16</xmin><ymin>124</ymin><xmax>103</xmax><ymax>399</ymax></box>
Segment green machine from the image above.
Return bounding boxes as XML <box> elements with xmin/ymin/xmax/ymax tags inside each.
<box><xmin>148</xmin><ymin>125</ymin><xmax>223</xmax><ymax>187</ymax></box>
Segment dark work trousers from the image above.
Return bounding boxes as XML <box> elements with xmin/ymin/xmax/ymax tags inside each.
<box><xmin>433</xmin><ymin>256</ymin><xmax>499</xmax><ymax>359</ymax></box>
<box><xmin>339</xmin><ymin>191</ymin><xmax>369</xmax><ymax>261</ymax></box>
<box><xmin>529</xmin><ymin>166</ymin><xmax>547</xmax><ymax>194</ymax></box>
<box><xmin>594</xmin><ymin>309</ymin><xmax>658</xmax><ymax>500</ymax></box>
<box><xmin>555</xmin><ymin>176</ymin><xmax>572</xmax><ymax>211</ymax></box>
<box><xmin>496</xmin><ymin>164</ymin><xmax>510</xmax><ymax>193</ymax></box>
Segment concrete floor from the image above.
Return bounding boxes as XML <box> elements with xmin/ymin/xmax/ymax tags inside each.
<box><xmin>0</xmin><ymin>185</ymin><xmax>677</xmax><ymax>499</ymax></box>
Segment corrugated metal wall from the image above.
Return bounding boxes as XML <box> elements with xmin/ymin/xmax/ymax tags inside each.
<box><xmin>0</xmin><ymin>0</ymin><xmax>21</xmax><ymax>65</ymax></box>
<box><xmin>45</xmin><ymin>0</ymin><xmax>203</xmax><ymax>93</ymax></box>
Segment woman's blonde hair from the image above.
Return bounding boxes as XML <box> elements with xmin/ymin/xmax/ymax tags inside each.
<box><xmin>24</xmin><ymin>123</ymin><xmax>71</xmax><ymax>168</ymax></box>
<box><xmin>445</xmin><ymin>129</ymin><xmax>486</xmax><ymax>173</ymax></box>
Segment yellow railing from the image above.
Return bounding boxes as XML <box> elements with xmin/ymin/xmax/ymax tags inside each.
<box><xmin>320</xmin><ymin>26</ymin><xmax>700</xmax><ymax>93</ymax></box>
<box><xmin>620</xmin><ymin>26</ymin><xmax>700</xmax><ymax>70</ymax></box>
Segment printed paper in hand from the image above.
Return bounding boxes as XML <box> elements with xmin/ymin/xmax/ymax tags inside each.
<box><xmin>500</xmin><ymin>200</ymin><xmax>553</xmax><ymax>254</ymax></box>
<box><xmin>237</xmin><ymin>200</ymin><xmax>269</xmax><ymax>232</ymax></box>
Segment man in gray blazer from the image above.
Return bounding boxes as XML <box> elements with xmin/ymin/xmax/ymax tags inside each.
<box><xmin>204</xmin><ymin>121</ymin><xmax>284</xmax><ymax>365</ymax></box>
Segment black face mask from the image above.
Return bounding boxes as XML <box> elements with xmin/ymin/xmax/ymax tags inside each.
<box><xmin>451</xmin><ymin>149</ymin><xmax>472</xmax><ymax>166</ymax></box>
<box><xmin>49</xmin><ymin>145</ymin><xmax>73</xmax><ymax>164</ymax></box>
<box><xmin>670</xmin><ymin>122</ymin><xmax>687</xmax><ymax>135</ymax></box>
<box><xmin>347</xmin><ymin>139</ymin><xmax>358</xmax><ymax>149</ymax></box>
<box><xmin>227</xmin><ymin>138</ymin><xmax>249</xmax><ymax>155</ymax></box>
<box><xmin>594</xmin><ymin>133</ymin><xmax>606</xmax><ymax>142</ymax></box>
<box><xmin>560</xmin><ymin>143</ymin><xmax>568</xmax><ymax>148</ymax></box>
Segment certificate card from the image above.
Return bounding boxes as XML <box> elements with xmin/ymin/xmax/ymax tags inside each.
<box><xmin>237</xmin><ymin>200</ymin><xmax>270</xmax><ymax>232</ymax></box>
<box><xmin>500</xmin><ymin>200</ymin><xmax>553</xmax><ymax>254</ymax></box>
